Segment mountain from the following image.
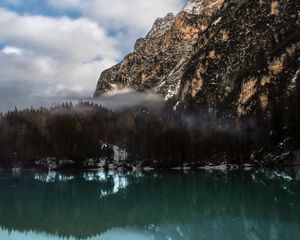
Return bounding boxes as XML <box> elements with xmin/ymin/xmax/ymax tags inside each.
<box><xmin>94</xmin><ymin>0</ymin><xmax>300</xmax><ymax>163</ymax></box>
<box><xmin>95</xmin><ymin>0</ymin><xmax>299</xmax><ymax>114</ymax></box>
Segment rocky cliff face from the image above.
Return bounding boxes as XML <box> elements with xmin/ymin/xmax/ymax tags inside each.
<box><xmin>95</xmin><ymin>0</ymin><xmax>300</xmax><ymax>120</ymax></box>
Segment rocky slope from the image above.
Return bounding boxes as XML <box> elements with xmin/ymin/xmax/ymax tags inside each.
<box><xmin>94</xmin><ymin>0</ymin><xmax>300</xmax><ymax>163</ymax></box>
<box><xmin>95</xmin><ymin>0</ymin><xmax>299</xmax><ymax>116</ymax></box>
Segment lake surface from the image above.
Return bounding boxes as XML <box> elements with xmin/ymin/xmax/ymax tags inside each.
<box><xmin>0</xmin><ymin>169</ymin><xmax>300</xmax><ymax>240</ymax></box>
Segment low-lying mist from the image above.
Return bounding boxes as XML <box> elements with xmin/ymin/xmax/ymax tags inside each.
<box><xmin>0</xmin><ymin>88</ymin><xmax>165</xmax><ymax>114</ymax></box>
<box><xmin>90</xmin><ymin>88</ymin><xmax>165</xmax><ymax>110</ymax></box>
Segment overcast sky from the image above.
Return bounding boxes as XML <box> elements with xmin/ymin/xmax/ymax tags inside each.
<box><xmin>0</xmin><ymin>0</ymin><xmax>186</xmax><ymax>112</ymax></box>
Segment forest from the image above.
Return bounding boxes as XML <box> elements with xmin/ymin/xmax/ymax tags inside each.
<box><xmin>0</xmin><ymin>95</ymin><xmax>299</xmax><ymax>169</ymax></box>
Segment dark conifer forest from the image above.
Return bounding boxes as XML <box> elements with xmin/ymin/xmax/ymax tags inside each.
<box><xmin>0</xmin><ymin>91</ymin><xmax>299</xmax><ymax>169</ymax></box>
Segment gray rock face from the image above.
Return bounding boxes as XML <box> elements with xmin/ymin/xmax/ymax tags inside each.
<box><xmin>94</xmin><ymin>0</ymin><xmax>208</xmax><ymax>98</ymax></box>
<box><xmin>94</xmin><ymin>0</ymin><xmax>300</xmax><ymax>118</ymax></box>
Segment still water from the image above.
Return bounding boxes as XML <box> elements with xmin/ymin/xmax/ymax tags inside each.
<box><xmin>0</xmin><ymin>169</ymin><xmax>299</xmax><ymax>240</ymax></box>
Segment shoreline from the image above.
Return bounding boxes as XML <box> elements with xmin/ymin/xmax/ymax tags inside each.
<box><xmin>3</xmin><ymin>163</ymin><xmax>300</xmax><ymax>173</ymax></box>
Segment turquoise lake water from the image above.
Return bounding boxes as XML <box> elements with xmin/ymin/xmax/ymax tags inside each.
<box><xmin>0</xmin><ymin>169</ymin><xmax>299</xmax><ymax>240</ymax></box>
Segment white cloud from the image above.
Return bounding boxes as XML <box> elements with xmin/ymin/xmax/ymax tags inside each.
<box><xmin>48</xmin><ymin>0</ymin><xmax>183</xmax><ymax>31</ymax></box>
<box><xmin>86</xmin><ymin>0</ymin><xmax>182</xmax><ymax>31</ymax></box>
<box><xmin>0</xmin><ymin>46</ymin><xmax>116</xmax><ymax>96</ymax></box>
<box><xmin>0</xmin><ymin>0</ymin><xmax>186</xmax><ymax>111</ymax></box>
<box><xmin>0</xmin><ymin>7</ymin><xmax>120</xmax><ymax>111</ymax></box>
<box><xmin>0</xmin><ymin>8</ymin><xmax>119</xmax><ymax>61</ymax></box>
<box><xmin>2</xmin><ymin>46</ymin><xmax>24</xmax><ymax>56</ymax></box>
<box><xmin>0</xmin><ymin>48</ymin><xmax>116</xmax><ymax>111</ymax></box>
<box><xmin>47</xmin><ymin>0</ymin><xmax>184</xmax><ymax>51</ymax></box>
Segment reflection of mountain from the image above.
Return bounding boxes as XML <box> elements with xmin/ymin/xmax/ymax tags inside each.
<box><xmin>0</xmin><ymin>171</ymin><xmax>299</xmax><ymax>239</ymax></box>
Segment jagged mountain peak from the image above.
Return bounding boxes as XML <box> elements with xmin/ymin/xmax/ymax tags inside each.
<box><xmin>183</xmin><ymin>0</ymin><xmax>204</xmax><ymax>15</ymax></box>
<box><xmin>94</xmin><ymin>0</ymin><xmax>300</xmax><ymax>119</ymax></box>
<box><xmin>183</xmin><ymin>0</ymin><xmax>225</xmax><ymax>16</ymax></box>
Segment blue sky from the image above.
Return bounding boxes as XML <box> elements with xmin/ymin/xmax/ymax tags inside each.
<box><xmin>0</xmin><ymin>0</ymin><xmax>80</xmax><ymax>17</ymax></box>
<box><xmin>0</xmin><ymin>0</ymin><xmax>186</xmax><ymax>112</ymax></box>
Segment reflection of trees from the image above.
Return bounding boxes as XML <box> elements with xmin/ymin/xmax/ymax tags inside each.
<box><xmin>0</xmin><ymin>171</ymin><xmax>299</xmax><ymax>239</ymax></box>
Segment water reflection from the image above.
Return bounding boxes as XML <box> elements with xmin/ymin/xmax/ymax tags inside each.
<box><xmin>0</xmin><ymin>169</ymin><xmax>299</xmax><ymax>240</ymax></box>
<box><xmin>34</xmin><ymin>171</ymin><xmax>75</xmax><ymax>183</ymax></box>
